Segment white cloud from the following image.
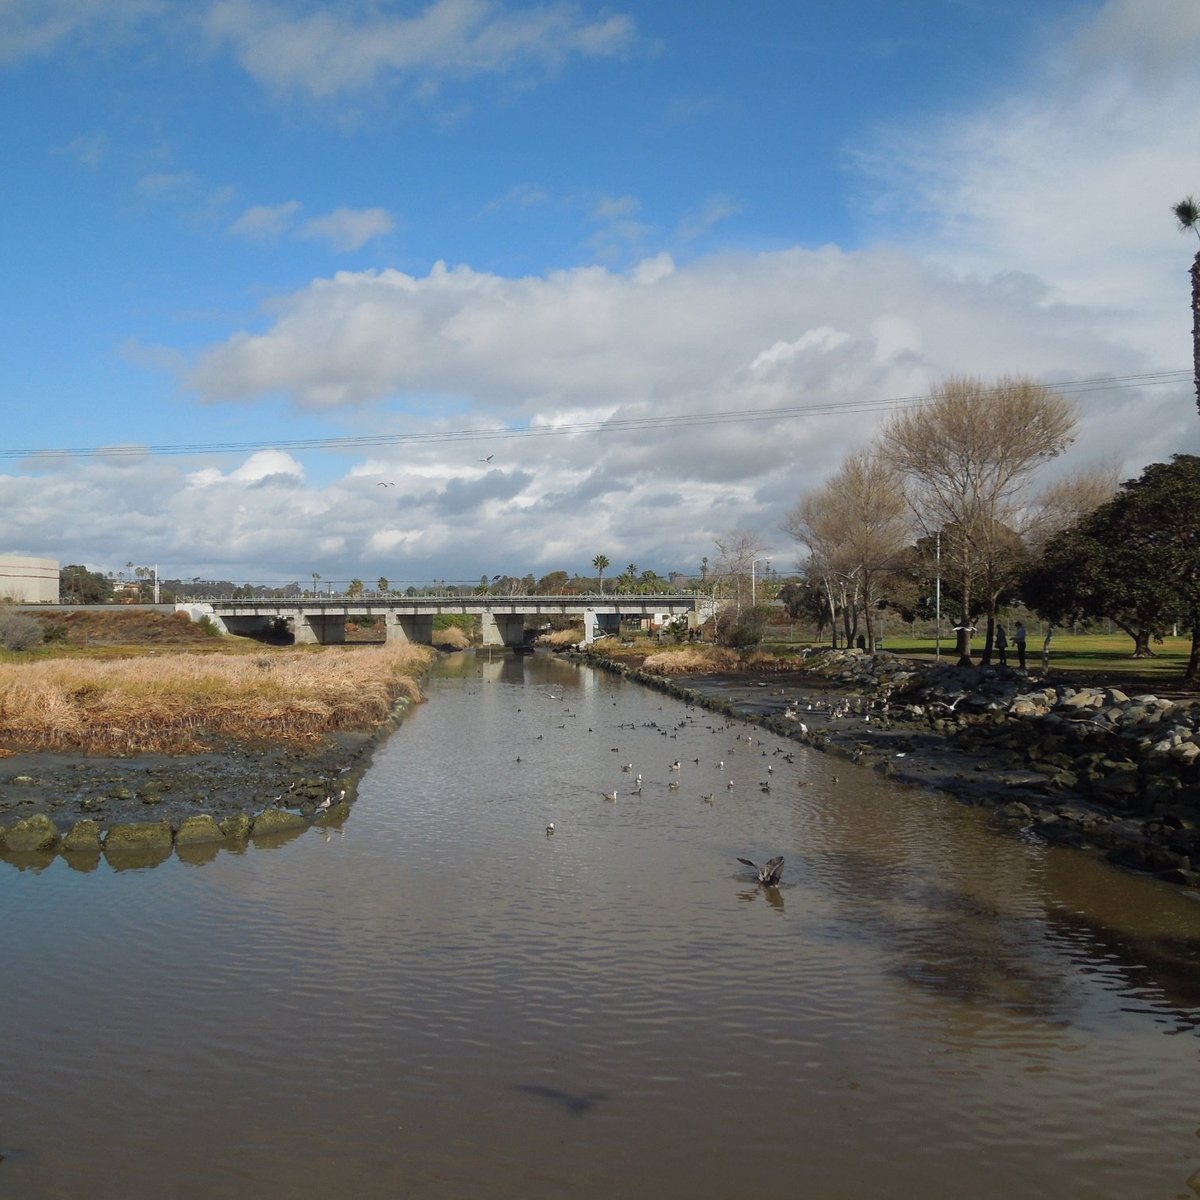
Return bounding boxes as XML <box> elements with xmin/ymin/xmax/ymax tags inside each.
<box><xmin>189</xmin><ymin>247</ymin><xmax>1149</xmax><ymax>416</ymax></box>
<box><xmin>854</xmin><ymin>0</ymin><xmax>1200</xmax><ymax>367</ymax></box>
<box><xmin>676</xmin><ymin>194</ymin><xmax>742</xmax><ymax>243</ymax></box>
<box><xmin>203</xmin><ymin>0</ymin><xmax>636</xmax><ymax>100</ymax></box>
<box><xmin>229</xmin><ymin>200</ymin><xmax>302</xmax><ymax>241</ymax></box>
<box><xmin>299</xmin><ymin>206</ymin><xmax>394</xmax><ymax>251</ymax></box>
<box><xmin>167</xmin><ymin>234</ymin><xmax>1200</xmax><ymax>582</ymax></box>
<box><xmin>187</xmin><ymin>449</ymin><xmax>304</xmax><ymax>488</ymax></box>
<box><xmin>0</xmin><ymin>0</ymin><xmax>160</xmax><ymax>64</ymax></box>
<box><xmin>53</xmin><ymin>132</ymin><xmax>108</xmax><ymax>169</ymax></box>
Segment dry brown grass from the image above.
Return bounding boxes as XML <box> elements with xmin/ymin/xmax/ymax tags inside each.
<box><xmin>434</xmin><ymin>624</ymin><xmax>473</xmax><ymax>650</ymax></box>
<box><xmin>539</xmin><ymin>627</ymin><xmax>585</xmax><ymax>648</ymax></box>
<box><xmin>0</xmin><ymin>642</ymin><xmax>435</xmax><ymax>754</ymax></box>
<box><xmin>639</xmin><ymin>645</ymin><xmax>742</xmax><ymax>674</ymax></box>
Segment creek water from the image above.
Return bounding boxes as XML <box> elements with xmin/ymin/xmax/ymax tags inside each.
<box><xmin>2</xmin><ymin>650</ymin><xmax>1199</xmax><ymax>1199</ymax></box>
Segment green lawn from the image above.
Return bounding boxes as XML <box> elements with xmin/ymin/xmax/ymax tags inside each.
<box><xmin>876</xmin><ymin>632</ymin><xmax>1194</xmax><ymax>683</ymax></box>
<box><xmin>760</xmin><ymin>626</ymin><xmax>1195</xmax><ymax>687</ymax></box>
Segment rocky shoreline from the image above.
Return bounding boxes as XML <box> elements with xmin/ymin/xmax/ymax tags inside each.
<box><xmin>576</xmin><ymin>647</ymin><xmax>1200</xmax><ymax>891</ymax></box>
<box><xmin>0</xmin><ymin>699</ymin><xmax>416</xmax><ymax>870</ymax></box>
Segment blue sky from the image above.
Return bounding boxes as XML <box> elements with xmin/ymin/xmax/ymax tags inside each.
<box><xmin>2</xmin><ymin>0</ymin><xmax>1199</xmax><ymax>586</ymax></box>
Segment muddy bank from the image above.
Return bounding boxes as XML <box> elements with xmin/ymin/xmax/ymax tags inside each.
<box><xmin>575</xmin><ymin>648</ymin><xmax>1200</xmax><ymax>891</ymax></box>
<box><xmin>0</xmin><ymin>699</ymin><xmax>417</xmax><ymax>869</ymax></box>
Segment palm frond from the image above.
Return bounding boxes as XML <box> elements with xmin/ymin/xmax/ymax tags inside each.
<box><xmin>1173</xmin><ymin>195</ymin><xmax>1200</xmax><ymax>237</ymax></box>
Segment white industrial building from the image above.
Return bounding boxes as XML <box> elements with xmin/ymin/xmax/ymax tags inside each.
<box><xmin>0</xmin><ymin>555</ymin><xmax>60</xmax><ymax>603</ymax></box>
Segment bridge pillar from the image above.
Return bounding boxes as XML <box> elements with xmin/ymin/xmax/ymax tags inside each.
<box><xmin>385</xmin><ymin>613</ymin><xmax>434</xmax><ymax>644</ymax></box>
<box><xmin>582</xmin><ymin>609</ymin><xmax>621</xmax><ymax>644</ymax></box>
<box><xmin>291</xmin><ymin>613</ymin><xmax>346</xmax><ymax>645</ymax></box>
<box><xmin>481</xmin><ymin>611</ymin><xmax>527</xmax><ymax>648</ymax></box>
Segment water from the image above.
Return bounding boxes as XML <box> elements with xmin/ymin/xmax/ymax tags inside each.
<box><xmin>2</xmin><ymin>651</ymin><xmax>1199</xmax><ymax>1199</ymax></box>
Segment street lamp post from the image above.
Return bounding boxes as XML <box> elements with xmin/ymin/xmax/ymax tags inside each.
<box><xmin>935</xmin><ymin>531</ymin><xmax>942</xmax><ymax>662</ymax></box>
<box><xmin>751</xmin><ymin>558</ymin><xmax>771</xmax><ymax>607</ymax></box>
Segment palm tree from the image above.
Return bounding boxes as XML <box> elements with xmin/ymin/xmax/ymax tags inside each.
<box><xmin>1174</xmin><ymin>195</ymin><xmax>1200</xmax><ymax>417</ymax></box>
<box><xmin>592</xmin><ymin>554</ymin><xmax>610</xmax><ymax>594</ymax></box>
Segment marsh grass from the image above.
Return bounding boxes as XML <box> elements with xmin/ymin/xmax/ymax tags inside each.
<box><xmin>639</xmin><ymin>646</ymin><xmax>742</xmax><ymax>673</ymax></box>
<box><xmin>0</xmin><ymin>642</ymin><xmax>435</xmax><ymax>754</ymax></box>
<box><xmin>539</xmin><ymin>627</ymin><xmax>585</xmax><ymax>648</ymax></box>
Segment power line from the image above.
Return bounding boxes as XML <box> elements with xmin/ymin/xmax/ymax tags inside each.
<box><xmin>1</xmin><ymin>369</ymin><xmax>1188</xmax><ymax>463</ymax></box>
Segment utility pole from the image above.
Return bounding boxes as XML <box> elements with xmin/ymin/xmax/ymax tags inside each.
<box><xmin>935</xmin><ymin>531</ymin><xmax>942</xmax><ymax>662</ymax></box>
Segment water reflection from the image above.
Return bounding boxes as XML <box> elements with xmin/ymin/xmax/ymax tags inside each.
<box><xmin>0</xmin><ymin>649</ymin><xmax>1197</xmax><ymax>1200</ymax></box>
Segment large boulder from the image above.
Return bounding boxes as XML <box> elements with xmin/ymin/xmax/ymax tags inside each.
<box><xmin>219</xmin><ymin>812</ymin><xmax>253</xmax><ymax>841</ymax></box>
<box><xmin>5</xmin><ymin>813</ymin><xmax>61</xmax><ymax>852</ymax></box>
<box><xmin>104</xmin><ymin>822</ymin><xmax>173</xmax><ymax>852</ymax></box>
<box><xmin>175</xmin><ymin>814</ymin><xmax>225</xmax><ymax>846</ymax></box>
<box><xmin>252</xmin><ymin>808</ymin><xmax>307</xmax><ymax>835</ymax></box>
<box><xmin>61</xmin><ymin>819</ymin><xmax>103</xmax><ymax>853</ymax></box>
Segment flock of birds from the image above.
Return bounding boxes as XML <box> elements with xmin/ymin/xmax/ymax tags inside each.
<box><xmin>522</xmin><ymin>690</ymin><xmax>829</xmax><ymax>890</ymax></box>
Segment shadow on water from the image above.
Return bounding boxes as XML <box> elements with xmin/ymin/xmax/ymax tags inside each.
<box><xmin>1044</xmin><ymin>905</ymin><xmax>1200</xmax><ymax>1030</ymax></box>
<box><xmin>511</xmin><ymin>1084</ymin><xmax>610</xmax><ymax>1117</ymax></box>
<box><xmin>824</xmin><ymin>846</ymin><xmax>1200</xmax><ymax>1030</ymax></box>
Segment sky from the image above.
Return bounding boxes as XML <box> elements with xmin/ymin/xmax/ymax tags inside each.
<box><xmin>2</xmin><ymin>0</ymin><xmax>1199</xmax><ymax>588</ymax></box>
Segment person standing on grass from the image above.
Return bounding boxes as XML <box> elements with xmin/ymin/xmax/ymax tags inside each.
<box><xmin>995</xmin><ymin>623</ymin><xmax>1008</xmax><ymax>666</ymax></box>
<box><xmin>1014</xmin><ymin>621</ymin><xmax>1027</xmax><ymax>671</ymax></box>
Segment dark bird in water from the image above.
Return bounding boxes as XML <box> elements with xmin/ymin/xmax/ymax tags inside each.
<box><xmin>738</xmin><ymin>855</ymin><xmax>784</xmax><ymax>885</ymax></box>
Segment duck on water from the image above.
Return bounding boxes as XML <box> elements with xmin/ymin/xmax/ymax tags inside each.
<box><xmin>737</xmin><ymin>856</ymin><xmax>784</xmax><ymax>886</ymax></box>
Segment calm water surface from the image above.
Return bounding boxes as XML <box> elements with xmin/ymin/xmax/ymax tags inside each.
<box><xmin>2</xmin><ymin>651</ymin><xmax>1199</xmax><ymax>1199</ymax></box>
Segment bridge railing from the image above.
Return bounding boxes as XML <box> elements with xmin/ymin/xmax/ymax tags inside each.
<box><xmin>184</xmin><ymin>592</ymin><xmax>708</xmax><ymax>604</ymax></box>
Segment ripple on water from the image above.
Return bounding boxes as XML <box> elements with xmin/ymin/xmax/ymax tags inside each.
<box><xmin>1</xmin><ymin>652</ymin><xmax>1199</xmax><ymax>1200</ymax></box>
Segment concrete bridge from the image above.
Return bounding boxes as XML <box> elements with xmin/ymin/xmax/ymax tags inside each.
<box><xmin>177</xmin><ymin>594</ymin><xmax>709</xmax><ymax>648</ymax></box>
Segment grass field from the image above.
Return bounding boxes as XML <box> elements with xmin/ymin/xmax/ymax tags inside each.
<box><xmin>868</xmin><ymin>632</ymin><xmax>1190</xmax><ymax>680</ymax></box>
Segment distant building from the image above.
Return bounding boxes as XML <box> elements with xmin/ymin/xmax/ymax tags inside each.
<box><xmin>0</xmin><ymin>555</ymin><xmax>60</xmax><ymax>603</ymax></box>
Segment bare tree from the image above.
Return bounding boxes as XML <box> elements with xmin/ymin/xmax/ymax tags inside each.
<box><xmin>713</xmin><ymin>529</ymin><xmax>768</xmax><ymax>615</ymax></box>
<box><xmin>1023</xmin><ymin>463</ymin><xmax>1122</xmax><ymax>555</ymax></box>
<box><xmin>786</xmin><ymin>448</ymin><xmax>909</xmax><ymax>650</ymax></box>
<box><xmin>882</xmin><ymin>375</ymin><xmax>1077</xmax><ymax>665</ymax></box>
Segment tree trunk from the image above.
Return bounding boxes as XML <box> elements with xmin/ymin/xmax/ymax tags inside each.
<box><xmin>824</xmin><ymin>580</ymin><xmax>838</xmax><ymax>647</ymax></box>
<box><xmin>1132</xmin><ymin>627</ymin><xmax>1157</xmax><ymax>658</ymax></box>
<box><xmin>1192</xmin><ymin>251</ymin><xmax>1200</xmax><ymax>417</ymax></box>
<box><xmin>955</xmin><ymin>579</ymin><xmax>974</xmax><ymax>667</ymax></box>
<box><xmin>979</xmin><ymin>612</ymin><xmax>995</xmax><ymax>666</ymax></box>
<box><xmin>1186</xmin><ymin>619</ymin><xmax>1200</xmax><ymax>684</ymax></box>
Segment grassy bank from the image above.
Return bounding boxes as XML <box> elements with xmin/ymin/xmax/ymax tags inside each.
<box><xmin>0</xmin><ymin>641</ymin><xmax>435</xmax><ymax>755</ymax></box>
<box><xmin>585</xmin><ymin>631</ymin><xmax>1197</xmax><ymax>693</ymax></box>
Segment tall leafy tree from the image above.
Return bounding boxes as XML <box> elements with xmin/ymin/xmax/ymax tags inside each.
<box><xmin>1173</xmin><ymin>195</ymin><xmax>1200</xmax><ymax>417</ymax></box>
<box><xmin>1023</xmin><ymin>455</ymin><xmax>1200</xmax><ymax>680</ymax></box>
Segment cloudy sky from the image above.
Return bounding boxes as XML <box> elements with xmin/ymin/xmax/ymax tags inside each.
<box><xmin>2</xmin><ymin>0</ymin><xmax>1199</xmax><ymax>588</ymax></box>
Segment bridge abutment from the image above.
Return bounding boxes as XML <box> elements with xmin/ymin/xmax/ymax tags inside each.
<box><xmin>385</xmin><ymin>613</ymin><xmax>434</xmax><ymax>644</ymax></box>
<box><xmin>291</xmin><ymin>612</ymin><xmax>346</xmax><ymax>645</ymax></box>
<box><xmin>480</xmin><ymin>611</ymin><xmax>527</xmax><ymax>648</ymax></box>
<box><xmin>582</xmin><ymin>609</ymin><xmax>621</xmax><ymax>644</ymax></box>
